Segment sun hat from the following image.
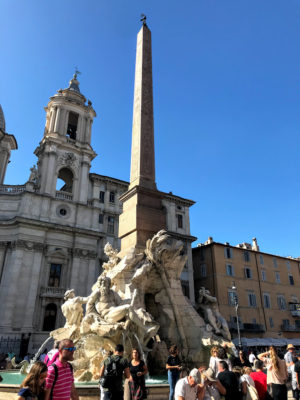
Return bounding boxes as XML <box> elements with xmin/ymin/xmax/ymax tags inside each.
<box><xmin>287</xmin><ymin>344</ymin><xmax>295</xmax><ymax>350</ymax></box>
<box><xmin>202</xmin><ymin>367</ymin><xmax>217</xmax><ymax>382</ymax></box>
<box><xmin>189</xmin><ymin>368</ymin><xmax>201</xmax><ymax>384</ymax></box>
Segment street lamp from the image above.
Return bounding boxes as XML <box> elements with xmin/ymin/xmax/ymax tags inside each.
<box><xmin>232</xmin><ymin>282</ymin><xmax>242</xmax><ymax>348</ymax></box>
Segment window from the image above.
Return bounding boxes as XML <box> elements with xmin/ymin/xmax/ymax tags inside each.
<box><xmin>177</xmin><ymin>214</ymin><xmax>183</xmax><ymax>228</ymax></box>
<box><xmin>252</xmin><ymin>318</ymin><xmax>257</xmax><ymax>324</ymax></box>
<box><xmin>66</xmin><ymin>112</ymin><xmax>78</xmax><ymax>140</ymax></box>
<box><xmin>99</xmin><ymin>191</ymin><xmax>105</xmax><ymax>203</ymax></box>
<box><xmin>244</xmin><ymin>267</ymin><xmax>252</xmax><ymax>279</ymax></box>
<box><xmin>277</xmin><ymin>295</ymin><xmax>286</xmax><ymax>310</ymax></box>
<box><xmin>48</xmin><ymin>264</ymin><xmax>62</xmax><ymax>287</ymax></box>
<box><xmin>226</xmin><ymin>264</ymin><xmax>234</xmax><ymax>276</ymax></box>
<box><xmin>273</xmin><ymin>258</ymin><xmax>278</xmax><ymax>268</ymax></box>
<box><xmin>286</xmin><ymin>260</ymin><xmax>291</xmax><ymax>271</ymax></box>
<box><xmin>107</xmin><ymin>216</ymin><xmax>115</xmax><ymax>234</ymax></box>
<box><xmin>248</xmin><ymin>293</ymin><xmax>257</xmax><ymax>307</ymax></box>
<box><xmin>200</xmin><ymin>264</ymin><xmax>207</xmax><ymax>277</ymax></box>
<box><xmin>243</xmin><ymin>251</ymin><xmax>250</xmax><ymax>262</ymax></box>
<box><xmin>282</xmin><ymin>319</ymin><xmax>290</xmax><ymax>328</ymax></box>
<box><xmin>295</xmin><ymin>320</ymin><xmax>300</xmax><ymax>328</ymax></box>
<box><xmin>43</xmin><ymin>303</ymin><xmax>57</xmax><ymax>331</ymax></box>
<box><xmin>259</xmin><ymin>255</ymin><xmax>264</xmax><ymax>265</ymax></box>
<box><xmin>275</xmin><ymin>272</ymin><xmax>280</xmax><ymax>283</ymax></box>
<box><xmin>288</xmin><ymin>275</ymin><xmax>294</xmax><ymax>285</ymax></box>
<box><xmin>56</xmin><ymin>168</ymin><xmax>73</xmax><ymax>193</ymax></box>
<box><xmin>261</xmin><ymin>270</ymin><xmax>266</xmax><ymax>281</ymax></box>
<box><xmin>59</xmin><ymin>208</ymin><xmax>67</xmax><ymax>216</ymax></box>
<box><xmin>228</xmin><ymin>291</ymin><xmax>237</xmax><ymax>306</ymax></box>
<box><xmin>98</xmin><ymin>214</ymin><xmax>104</xmax><ymax>224</ymax></box>
<box><xmin>269</xmin><ymin>317</ymin><xmax>274</xmax><ymax>328</ymax></box>
<box><xmin>224</xmin><ymin>247</ymin><xmax>233</xmax><ymax>259</ymax></box>
<box><xmin>263</xmin><ymin>293</ymin><xmax>271</xmax><ymax>309</ymax></box>
<box><xmin>109</xmin><ymin>191</ymin><xmax>115</xmax><ymax>203</ymax></box>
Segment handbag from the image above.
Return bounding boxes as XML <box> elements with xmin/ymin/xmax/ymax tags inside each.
<box><xmin>246</xmin><ymin>382</ymin><xmax>259</xmax><ymax>400</ymax></box>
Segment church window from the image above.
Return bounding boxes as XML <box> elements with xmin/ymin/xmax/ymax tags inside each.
<box><xmin>66</xmin><ymin>112</ymin><xmax>78</xmax><ymax>140</ymax></box>
<box><xmin>56</xmin><ymin>168</ymin><xmax>73</xmax><ymax>193</ymax></box>
<box><xmin>177</xmin><ymin>214</ymin><xmax>183</xmax><ymax>228</ymax></box>
<box><xmin>59</xmin><ymin>208</ymin><xmax>67</xmax><ymax>216</ymax></box>
<box><xmin>109</xmin><ymin>191</ymin><xmax>115</xmax><ymax>203</ymax></box>
<box><xmin>98</xmin><ymin>214</ymin><xmax>104</xmax><ymax>224</ymax></box>
<box><xmin>107</xmin><ymin>216</ymin><xmax>115</xmax><ymax>234</ymax></box>
<box><xmin>43</xmin><ymin>303</ymin><xmax>57</xmax><ymax>331</ymax></box>
<box><xmin>48</xmin><ymin>263</ymin><xmax>62</xmax><ymax>287</ymax></box>
<box><xmin>99</xmin><ymin>191</ymin><xmax>105</xmax><ymax>203</ymax></box>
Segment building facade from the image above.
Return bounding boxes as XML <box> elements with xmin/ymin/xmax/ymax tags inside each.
<box><xmin>0</xmin><ymin>74</ymin><xmax>196</xmax><ymax>352</ymax></box>
<box><xmin>193</xmin><ymin>238</ymin><xmax>300</xmax><ymax>342</ymax></box>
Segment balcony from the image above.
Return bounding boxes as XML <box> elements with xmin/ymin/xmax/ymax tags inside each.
<box><xmin>243</xmin><ymin>323</ymin><xmax>265</xmax><ymax>333</ymax></box>
<box><xmin>40</xmin><ymin>286</ymin><xmax>65</xmax><ymax>298</ymax></box>
<box><xmin>55</xmin><ymin>191</ymin><xmax>73</xmax><ymax>201</ymax></box>
<box><xmin>0</xmin><ymin>185</ymin><xmax>26</xmax><ymax>194</ymax></box>
<box><xmin>289</xmin><ymin>303</ymin><xmax>300</xmax><ymax>317</ymax></box>
<box><xmin>228</xmin><ymin>321</ymin><xmax>244</xmax><ymax>332</ymax></box>
<box><xmin>280</xmin><ymin>324</ymin><xmax>300</xmax><ymax>332</ymax></box>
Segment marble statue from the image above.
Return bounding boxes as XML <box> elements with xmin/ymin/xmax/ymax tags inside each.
<box><xmin>196</xmin><ymin>287</ymin><xmax>231</xmax><ymax>341</ymax></box>
<box><xmin>51</xmin><ymin>230</ymin><xmax>232</xmax><ymax>381</ymax></box>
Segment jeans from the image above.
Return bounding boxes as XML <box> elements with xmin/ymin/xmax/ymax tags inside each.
<box><xmin>168</xmin><ymin>369</ymin><xmax>180</xmax><ymax>400</ymax></box>
<box><xmin>101</xmin><ymin>389</ymin><xmax>124</xmax><ymax>400</ymax></box>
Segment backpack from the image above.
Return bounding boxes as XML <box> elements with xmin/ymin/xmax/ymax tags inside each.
<box><xmin>100</xmin><ymin>356</ymin><xmax>122</xmax><ymax>390</ymax></box>
<box><xmin>50</xmin><ymin>362</ymin><xmax>73</xmax><ymax>400</ymax></box>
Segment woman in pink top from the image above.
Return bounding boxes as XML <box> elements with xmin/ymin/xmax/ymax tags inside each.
<box><xmin>258</xmin><ymin>346</ymin><xmax>288</xmax><ymax>400</ymax></box>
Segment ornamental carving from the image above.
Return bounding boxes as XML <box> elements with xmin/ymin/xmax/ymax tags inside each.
<box><xmin>58</xmin><ymin>152</ymin><xmax>78</xmax><ymax>168</ymax></box>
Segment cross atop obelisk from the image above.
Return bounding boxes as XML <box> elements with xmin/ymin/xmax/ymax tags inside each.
<box><xmin>129</xmin><ymin>20</ymin><xmax>156</xmax><ymax>191</ymax></box>
<box><xmin>119</xmin><ymin>20</ymin><xmax>166</xmax><ymax>254</ymax></box>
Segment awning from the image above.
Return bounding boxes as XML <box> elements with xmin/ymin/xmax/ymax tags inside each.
<box><xmin>232</xmin><ymin>337</ymin><xmax>300</xmax><ymax>347</ymax></box>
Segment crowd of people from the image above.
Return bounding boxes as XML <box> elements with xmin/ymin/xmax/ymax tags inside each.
<box><xmin>8</xmin><ymin>339</ymin><xmax>300</xmax><ymax>400</ymax></box>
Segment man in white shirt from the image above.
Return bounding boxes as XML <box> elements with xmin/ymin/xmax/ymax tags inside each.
<box><xmin>285</xmin><ymin>344</ymin><xmax>296</xmax><ymax>374</ymax></box>
<box><xmin>174</xmin><ymin>368</ymin><xmax>202</xmax><ymax>400</ymax></box>
<box><xmin>249</xmin><ymin>350</ymin><xmax>256</xmax><ymax>366</ymax></box>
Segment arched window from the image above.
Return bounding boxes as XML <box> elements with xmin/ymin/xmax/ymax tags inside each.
<box><xmin>43</xmin><ymin>303</ymin><xmax>57</xmax><ymax>331</ymax></box>
<box><xmin>66</xmin><ymin>112</ymin><xmax>78</xmax><ymax>140</ymax></box>
<box><xmin>56</xmin><ymin>168</ymin><xmax>73</xmax><ymax>193</ymax></box>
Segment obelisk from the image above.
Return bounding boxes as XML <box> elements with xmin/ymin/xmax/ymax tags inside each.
<box><xmin>119</xmin><ymin>21</ymin><xmax>166</xmax><ymax>254</ymax></box>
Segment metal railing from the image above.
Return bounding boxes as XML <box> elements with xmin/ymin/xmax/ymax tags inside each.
<box><xmin>280</xmin><ymin>324</ymin><xmax>300</xmax><ymax>332</ymax></box>
<box><xmin>0</xmin><ymin>185</ymin><xmax>26</xmax><ymax>194</ymax></box>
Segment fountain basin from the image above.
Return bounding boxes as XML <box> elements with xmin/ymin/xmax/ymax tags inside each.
<box><xmin>0</xmin><ymin>372</ymin><xmax>169</xmax><ymax>400</ymax></box>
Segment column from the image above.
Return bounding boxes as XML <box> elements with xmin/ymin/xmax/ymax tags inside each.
<box><xmin>54</xmin><ymin>107</ymin><xmax>61</xmax><ymax>133</ymax></box>
<box><xmin>44</xmin><ymin>148</ymin><xmax>57</xmax><ymax>195</ymax></box>
<box><xmin>22</xmin><ymin>250</ymin><xmax>43</xmax><ymax>329</ymax></box>
<box><xmin>78</xmin><ymin>160</ymin><xmax>90</xmax><ymax>203</ymax></box>
<box><xmin>49</xmin><ymin>108</ymin><xmax>57</xmax><ymax>132</ymax></box>
<box><xmin>0</xmin><ymin>247</ymin><xmax>23</xmax><ymax>329</ymax></box>
<box><xmin>0</xmin><ymin>149</ymin><xmax>10</xmax><ymax>184</ymax></box>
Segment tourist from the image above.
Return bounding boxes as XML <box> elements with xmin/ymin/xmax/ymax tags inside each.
<box><xmin>236</xmin><ymin>350</ymin><xmax>251</xmax><ymax>368</ymax></box>
<box><xmin>39</xmin><ymin>349</ymin><xmax>47</xmax><ymax>363</ymax></box>
<box><xmin>210</xmin><ymin>347</ymin><xmax>232</xmax><ymax>377</ymax></box>
<box><xmin>166</xmin><ymin>344</ymin><xmax>182</xmax><ymax>400</ymax></box>
<box><xmin>200</xmin><ymin>367</ymin><xmax>226</xmax><ymax>400</ymax></box>
<box><xmin>250</xmin><ymin>360</ymin><xmax>268</xmax><ymax>400</ymax></box>
<box><xmin>44</xmin><ymin>339</ymin><xmax>79</xmax><ymax>400</ymax></box>
<box><xmin>240</xmin><ymin>366</ymin><xmax>258</xmax><ymax>400</ymax></box>
<box><xmin>17</xmin><ymin>361</ymin><xmax>47</xmax><ymax>400</ymax></box>
<box><xmin>258</xmin><ymin>346</ymin><xmax>288</xmax><ymax>400</ymax></box>
<box><xmin>217</xmin><ymin>360</ymin><xmax>240</xmax><ymax>400</ymax></box>
<box><xmin>291</xmin><ymin>356</ymin><xmax>300</xmax><ymax>400</ymax></box>
<box><xmin>174</xmin><ymin>368</ymin><xmax>203</xmax><ymax>400</ymax></box>
<box><xmin>208</xmin><ymin>346</ymin><xmax>219</xmax><ymax>374</ymax></box>
<box><xmin>99</xmin><ymin>343</ymin><xmax>130</xmax><ymax>400</ymax></box>
<box><xmin>284</xmin><ymin>344</ymin><xmax>296</xmax><ymax>376</ymax></box>
<box><xmin>249</xmin><ymin>350</ymin><xmax>257</xmax><ymax>366</ymax></box>
<box><xmin>44</xmin><ymin>340</ymin><xmax>60</xmax><ymax>366</ymax></box>
<box><xmin>128</xmin><ymin>348</ymin><xmax>148</xmax><ymax>400</ymax></box>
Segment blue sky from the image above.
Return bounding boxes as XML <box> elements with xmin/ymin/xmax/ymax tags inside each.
<box><xmin>1</xmin><ymin>0</ymin><xmax>300</xmax><ymax>257</ymax></box>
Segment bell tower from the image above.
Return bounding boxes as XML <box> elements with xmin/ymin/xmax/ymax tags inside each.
<box><xmin>34</xmin><ymin>74</ymin><xmax>96</xmax><ymax>203</ymax></box>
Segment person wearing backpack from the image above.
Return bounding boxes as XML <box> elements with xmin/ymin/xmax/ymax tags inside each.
<box><xmin>99</xmin><ymin>344</ymin><xmax>130</xmax><ymax>400</ymax></box>
<box><xmin>44</xmin><ymin>339</ymin><xmax>79</xmax><ymax>400</ymax></box>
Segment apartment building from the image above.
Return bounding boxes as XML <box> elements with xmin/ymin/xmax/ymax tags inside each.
<box><xmin>193</xmin><ymin>238</ymin><xmax>300</xmax><ymax>341</ymax></box>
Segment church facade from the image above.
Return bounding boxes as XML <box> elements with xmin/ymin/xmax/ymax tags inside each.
<box><xmin>0</xmin><ymin>40</ymin><xmax>196</xmax><ymax>353</ymax></box>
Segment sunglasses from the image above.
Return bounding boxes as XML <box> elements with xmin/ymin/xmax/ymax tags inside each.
<box><xmin>63</xmin><ymin>347</ymin><xmax>76</xmax><ymax>352</ymax></box>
